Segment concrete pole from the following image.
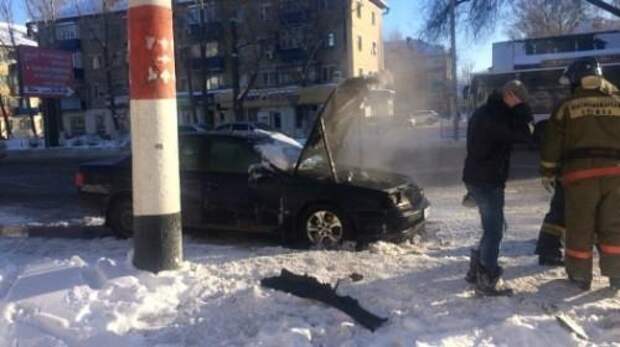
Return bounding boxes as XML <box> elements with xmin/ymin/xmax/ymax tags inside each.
<box><xmin>128</xmin><ymin>0</ymin><xmax>183</xmax><ymax>272</ymax></box>
<box><xmin>449</xmin><ymin>0</ymin><xmax>459</xmax><ymax>140</ymax></box>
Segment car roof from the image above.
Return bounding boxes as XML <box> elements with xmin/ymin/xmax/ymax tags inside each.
<box><xmin>180</xmin><ymin>131</ymin><xmax>272</xmax><ymax>144</ymax></box>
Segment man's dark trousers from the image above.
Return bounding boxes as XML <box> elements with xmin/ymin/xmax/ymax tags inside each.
<box><xmin>466</xmin><ymin>183</ymin><xmax>505</xmax><ymax>271</ymax></box>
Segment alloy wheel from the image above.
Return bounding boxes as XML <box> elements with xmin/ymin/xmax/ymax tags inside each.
<box><xmin>305</xmin><ymin>210</ymin><xmax>344</xmax><ymax>248</ymax></box>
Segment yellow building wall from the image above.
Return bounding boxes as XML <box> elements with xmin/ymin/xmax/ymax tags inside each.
<box><xmin>347</xmin><ymin>0</ymin><xmax>385</xmax><ymax>78</ymax></box>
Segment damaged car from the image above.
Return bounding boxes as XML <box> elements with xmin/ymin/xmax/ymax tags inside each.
<box><xmin>76</xmin><ymin>77</ymin><xmax>430</xmax><ymax>248</ymax></box>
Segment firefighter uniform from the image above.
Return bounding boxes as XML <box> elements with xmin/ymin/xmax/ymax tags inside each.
<box><xmin>541</xmin><ymin>75</ymin><xmax>620</xmax><ymax>284</ymax></box>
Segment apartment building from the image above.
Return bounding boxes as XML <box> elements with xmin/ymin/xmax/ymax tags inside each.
<box><xmin>29</xmin><ymin>0</ymin><xmax>388</xmax><ymax>139</ymax></box>
<box><xmin>385</xmin><ymin>38</ymin><xmax>451</xmax><ymax>118</ymax></box>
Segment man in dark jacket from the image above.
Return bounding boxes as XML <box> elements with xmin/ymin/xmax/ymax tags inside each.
<box><xmin>463</xmin><ymin>80</ymin><xmax>534</xmax><ymax>295</ymax></box>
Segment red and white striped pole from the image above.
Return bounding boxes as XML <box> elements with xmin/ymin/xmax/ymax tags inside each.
<box><xmin>128</xmin><ymin>0</ymin><xmax>182</xmax><ymax>272</ymax></box>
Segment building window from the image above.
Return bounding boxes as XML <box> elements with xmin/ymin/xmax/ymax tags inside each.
<box><xmin>206</xmin><ymin>42</ymin><xmax>219</xmax><ymax>57</ymax></box>
<box><xmin>327</xmin><ymin>32</ymin><xmax>335</xmax><ymax>48</ymax></box>
<box><xmin>356</xmin><ymin>1</ymin><xmax>362</xmax><ymax>18</ymax></box>
<box><xmin>357</xmin><ymin>36</ymin><xmax>362</xmax><ymax>52</ymax></box>
<box><xmin>321</xmin><ymin>66</ymin><xmax>336</xmax><ymax>82</ymax></box>
<box><xmin>271</xmin><ymin>112</ymin><xmax>281</xmax><ymax>129</ymax></box>
<box><xmin>372</xmin><ymin>41</ymin><xmax>377</xmax><ymax>56</ymax></box>
<box><xmin>186</xmin><ymin>6</ymin><xmax>201</xmax><ymax>24</ymax></box>
<box><xmin>261</xmin><ymin>2</ymin><xmax>272</xmax><ymax>21</ymax></box>
<box><xmin>270</xmin><ymin>72</ymin><xmax>279</xmax><ymax>85</ymax></box>
<box><xmin>372</xmin><ymin>11</ymin><xmax>376</xmax><ymax>25</ymax></box>
<box><xmin>178</xmin><ymin>77</ymin><xmax>188</xmax><ymax>92</ymax></box>
<box><xmin>95</xmin><ymin>114</ymin><xmax>106</xmax><ymax>135</ymax></box>
<box><xmin>55</xmin><ymin>22</ymin><xmax>78</xmax><ymax>41</ymax></box>
<box><xmin>73</xmin><ymin>52</ymin><xmax>83</xmax><ymax>69</ymax></box>
<box><xmin>92</xmin><ymin>54</ymin><xmax>102</xmax><ymax>69</ymax></box>
<box><xmin>295</xmin><ymin>111</ymin><xmax>304</xmax><ymax>129</ymax></box>
<box><xmin>280</xmin><ymin>28</ymin><xmax>304</xmax><ymax>49</ymax></box>
<box><xmin>207</xmin><ymin>74</ymin><xmax>223</xmax><ymax>90</ymax></box>
<box><xmin>112</xmin><ymin>51</ymin><xmax>125</xmax><ymax>66</ymax></box>
<box><xmin>70</xmin><ymin>116</ymin><xmax>86</xmax><ymax>136</ymax></box>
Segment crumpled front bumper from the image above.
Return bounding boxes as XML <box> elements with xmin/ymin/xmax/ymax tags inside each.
<box><xmin>354</xmin><ymin>201</ymin><xmax>430</xmax><ymax>242</ymax></box>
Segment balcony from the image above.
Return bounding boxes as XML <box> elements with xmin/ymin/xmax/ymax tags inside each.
<box><xmin>278</xmin><ymin>48</ymin><xmax>307</xmax><ymax>62</ymax></box>
<box><xmin>56</xmin><ymin>39</ymin><xmax>81</xmax><ymax>51</ymax></box>
<box><xmin>191</xmin><ymin>56</ymin><xmax>225</xmax><ymax>72</ymax></box>
<box><xmin>188</xmin><ymin>22</ymin><xmax>224</xmax><ymax>41</ymax></box>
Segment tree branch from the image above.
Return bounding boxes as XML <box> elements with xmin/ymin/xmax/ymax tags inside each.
<box><xmin>584</xmin><ymin>0</ymin><xmax>620</xmax><ymax>17</ymax></box>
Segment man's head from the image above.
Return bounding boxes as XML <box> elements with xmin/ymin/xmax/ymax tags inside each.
<box><xmin>502</xmin><ymin>80</ymin><xmax>528</xmax><ymax>108</ymax></box>
<box><xmin>560</xmin><ymin>57</ymin><xmax>602</xmax><ymax>89</ymax></box>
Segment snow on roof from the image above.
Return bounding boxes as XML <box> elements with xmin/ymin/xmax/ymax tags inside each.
<box><xmin>56</xmin><ymin>0</ymin><xmax>129</xmax><ymax>20</ymax></box>
<box><xmin>0</xmin><ymin>22</ymin><xmax>37</xmax><ymax>47</ymax></box>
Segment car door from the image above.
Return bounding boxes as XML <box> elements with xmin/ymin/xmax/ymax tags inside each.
<box><xmin>178</xmin><ymin>135</ymin><xmax>209</xmax><ymax>228</ymax></box>
<box><xmin>203</xmin><ymin>137</ymin><xmax>262</xmax><ymax>230</ymax></box>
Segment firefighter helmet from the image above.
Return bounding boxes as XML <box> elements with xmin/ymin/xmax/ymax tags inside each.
<box><xmin>560</xmin><ymin>57</ymin><xmax>603</xmax><ymax>86</ymax></box>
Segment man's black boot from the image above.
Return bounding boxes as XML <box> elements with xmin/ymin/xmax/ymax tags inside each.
<box><xmin>465</xmin><ymin>249</ymin><xmax>480</xmax><ymax>284</ymax></box>
<box><xmin>475</xmin><ymin>265</ymin><xmax>513</xmax><ymax>296</ymax></box>
<box><xmin>535</xmin><ymin>233</ymin><xmax>563</xmax><ymax>266</ymax></box>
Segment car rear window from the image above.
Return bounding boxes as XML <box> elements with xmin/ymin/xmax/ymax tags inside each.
<box><xmin>208</xmin><ymin>138</ymin><xmax>260</xmax><ymax>174</ymax></box>
<box><xmin>179</xmin><ymin>136</ymin><xmax>209</xmax><ymax>171</ymax></box>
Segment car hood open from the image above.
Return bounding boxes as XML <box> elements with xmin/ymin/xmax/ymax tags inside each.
<box><xmin>295</xmin><ymin>77</ymin><xmax>389</xmax><ymax>183</ymax></box>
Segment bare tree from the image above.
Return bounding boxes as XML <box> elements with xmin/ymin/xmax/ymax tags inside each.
<box><xmin>71</xmin><ymin>0</ymin><xmax>123</xmax><ymax>132</ymax></box>
<box><xmin>218</xmin><ymin>0</ymin><xmax>279</xmax><ymax>121</ymax></box>
<box><xmin>507</xmin><ymin>0</ymin><xmax>589</xmax><ymax>39</ymax></box>
<box><xmin>459</xmin><ymin>60</ymin><xmax>475</xmax><ymax>85</ymax></box>
<box><xmin>420</xmin><ymin>0</ymin><xmax>620</xmax><ymax>41</ymax></box>
<box><xmin>420</xmin><ymin>0</ymin><xmax>508</xmax><ymax>41</ymax></box>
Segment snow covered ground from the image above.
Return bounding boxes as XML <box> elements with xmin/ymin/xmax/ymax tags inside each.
<box><xmin>1</xmin><ymin>176</ymin><xmax>619</xmax><ymax>347</ymax></box>
<box><xmin>1</xmin><ymin>126</ymin><xmax>618</xmax><ymax>346</ymax></box>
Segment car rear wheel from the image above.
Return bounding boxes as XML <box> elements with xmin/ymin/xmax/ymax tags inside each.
<box><xmin>108</xmin><ymin>196</ymin><xmax>133</xmax><ymax>238</ymax></box>
<box><xmin>299</xmin><ymin>206</ymin><xmax>350</xmax><ymax>249</ymax></box>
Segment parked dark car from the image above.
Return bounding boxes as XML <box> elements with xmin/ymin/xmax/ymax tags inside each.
<box><xmin>76</xmin><ymin>77</ymin><xmax>430</xmax><ymax>248</ymax></box>
<box><xmin>215</xmin><ymin>122</ymin><xmax>273</xmax><ymax>134</ymax></box>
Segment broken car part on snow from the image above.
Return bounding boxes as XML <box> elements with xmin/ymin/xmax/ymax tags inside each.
<box><xmin>261</xmin><ymin>269</ymin><xmax>387</xmax><ymax>332</ymax></box>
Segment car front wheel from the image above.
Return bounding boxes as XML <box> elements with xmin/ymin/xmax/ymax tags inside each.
<box><xmin>299</xmin><ymin>206</ymin><xmax>350</xmax><ymax>249</ymax></box>
<box><xmin>107</xmin><ymin>196</ymin><xmax>133</xmax><ymax>238</ymax></box>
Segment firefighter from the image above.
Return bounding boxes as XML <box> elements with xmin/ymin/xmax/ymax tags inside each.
<box><xmin>535</xmin><ymin>181</ymin><xmax>565</xmax><ymax>266</ymax></box>
<box><xmin>541</xmin><ymin>57</ymin><xmax>620</xmax><ymax>291</ymax></box>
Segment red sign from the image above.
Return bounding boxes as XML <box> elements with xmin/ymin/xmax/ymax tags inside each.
<box><xmin>18</xmin><ymin>45</ymin><xmax>74</xmax><ymax>98</ymax></box>
<box><xmin>128</xmin><ymin>5</ymin><xmax>176</xmax><ymax>100</ymax></box>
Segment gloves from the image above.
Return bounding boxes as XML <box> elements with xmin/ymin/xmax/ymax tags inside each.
<box><xmin>542</xmin><ymin>176</ymin><xmax>556</xmax><ymax>193</ymax></box>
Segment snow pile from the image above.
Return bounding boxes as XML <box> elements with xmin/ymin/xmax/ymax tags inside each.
<box><xmin>255</xmin><ymin>132</ymin><xmax>302</xmax><ymax>171</ymax></box>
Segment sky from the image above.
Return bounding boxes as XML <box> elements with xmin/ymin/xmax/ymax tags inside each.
<box><xmin>382</xmin><ymin>0</ymin><xmax>508</xmax><ymax>74</ymax></box>
<box><xmin>9</xmin><ymin>0</ymin><xmax>506</xmax><ymax>73</ymax></box>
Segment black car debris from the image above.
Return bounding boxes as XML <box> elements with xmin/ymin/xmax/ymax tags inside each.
<box><xmin>75</xmin><ymin>77</ymin><xmax>430</xmax><ymax>247</ymax></box>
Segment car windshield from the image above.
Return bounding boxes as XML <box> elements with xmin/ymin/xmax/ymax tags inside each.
<box><xmin>254</xmin><ymin>136</ymin><xmax>302</xmax><ymax>172</ymax></box>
